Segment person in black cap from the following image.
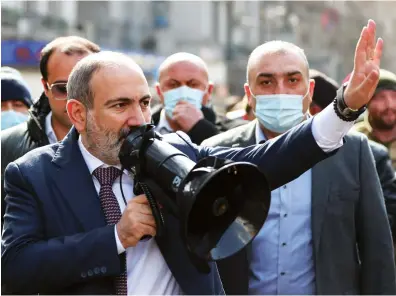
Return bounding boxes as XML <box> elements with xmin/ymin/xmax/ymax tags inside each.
<box><xmin>310</xmin><ymin>69</ymin><xmax>396</xmax><ymax>251</ymax></box>
<box><xmin>1</xmin><ymin>68</ymin><xmax>33</xmax><ymax>130</ymax></box>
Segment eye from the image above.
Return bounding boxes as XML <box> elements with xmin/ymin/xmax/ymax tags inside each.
<box><xmin>140</xmin><ymin>100</ymin><xmax>150</xmax><ymax>108</ymax></box>
<box><xmin>289</xmin><ymin>77</ymin><xmax>299</xmax><ymax>83</ymax></box>
<box><xmin>13</xmin><ymin>102</ymin><xmax>25</xmax><ymax>108</ymax></box>
<box><xmin>188</xmin><ymin>82</ymin><xmax>200</xmax><ymax>88</ymax></box>
<box><xmin>113</xmin><ymin>103</ymin><xmax>127</xmax><ymax>109</ymax></box>
<box><xmin>260</xmin><ymin>80</ymin><xmax>271</xmax><ymax>86</ymax></box>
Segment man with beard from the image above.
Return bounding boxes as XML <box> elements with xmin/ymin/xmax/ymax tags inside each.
<box><xmin>353</xmin><ymin>69</ymin><xmax>396</xmax><ymax>168</ymax></box>
<box><xmin>1</xmin><ymin>19</ymin><xmax>384</xmax><ymax>294</ymax></box>
<box><xmin>1</xmin><ymin>36</ymin><xmax>100</xmax><ymax>227</ymax></box>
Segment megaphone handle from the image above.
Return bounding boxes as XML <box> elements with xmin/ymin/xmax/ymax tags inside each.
<box><xmin>135</xmin><ymin>181</ymin><xmax>165</xmax><ymax>239</ymax></box>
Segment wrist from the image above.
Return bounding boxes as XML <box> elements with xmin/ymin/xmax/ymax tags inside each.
<box><xmin>334</xmin><ymin>83</ymin><xmax>366</xmax><ymax>122</ymax></box>
<box><xmin>116</xmin><ymin>223</ymin><xmax>128</xmax><ymax>249</ymax></box>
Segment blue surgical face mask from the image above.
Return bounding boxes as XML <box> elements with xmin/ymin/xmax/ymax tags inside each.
<box><xmin>253</xmin><ymin>89</ymin><xmax>309</xmax><ymax>133</ymax></box>
<box><xmin>163</xmin><ymin>86</ymin><xmax>205</xmax><ymax>118</ymax></box>
<box><xmin>1</xmin><ymin>110</ymin><xmax>29</xmax><ymax>130</ymax></box>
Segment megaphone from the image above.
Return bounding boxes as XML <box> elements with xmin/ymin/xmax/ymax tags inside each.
<box><xmin>118</xmin><ymin>124</ymin><xmax>271</xmax><ymax>272</ymax></box>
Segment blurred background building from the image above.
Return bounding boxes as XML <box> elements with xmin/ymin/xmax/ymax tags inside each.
<box><xmin>2</xmin><ymin>1</ymin><xmax>396</xmax><ymax>102</ymax></box>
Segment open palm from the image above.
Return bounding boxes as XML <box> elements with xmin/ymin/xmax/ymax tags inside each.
<box><xmin>344</xmin><ymin>20</ymin><xmax>384</xmax><ymax>110</ymax></box>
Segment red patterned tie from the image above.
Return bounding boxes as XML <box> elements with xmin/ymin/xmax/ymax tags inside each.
<box><xmin>93</xmin><ymin>167</ymin><xmax>127</xmax><ymax>295</ymax></box>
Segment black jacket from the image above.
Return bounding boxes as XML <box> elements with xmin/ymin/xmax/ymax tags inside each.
<box><xmin>1</xmin><ymin>93</ymin><xmax>51</xmax><ymax>225</ymax></box>
<box><xmin>151</xmin><ymin>104</ymin><xmax>247</xmax><ymax>145</ymax></box>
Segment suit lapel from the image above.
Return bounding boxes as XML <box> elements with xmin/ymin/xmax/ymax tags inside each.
<box><xmin>311</xmin><ymin>161</ymin><xmax>331</xmax><ymax>253</ymax></box>
<box><xmin>50</xmin><ymin>127</ymin><xmax>106</xmax><ymax>231</ymax></box>
<box><xmin>230</xmin><ymin>120</ymin><xmax>257</xmax><ymax>148</ymax></box>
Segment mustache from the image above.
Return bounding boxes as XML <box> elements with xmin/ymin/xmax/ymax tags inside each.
<box><xmin>116</xmin><ymin>125</ymin><xmax>146</xmax><ymax>145</ymax></box>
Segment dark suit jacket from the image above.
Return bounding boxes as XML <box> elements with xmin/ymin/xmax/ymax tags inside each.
<box><xmin>2</xmin><ymin>118</ymin><xmax>332</xmax><ymax>294</ymax></box>
<box><xmin>202</xmin><ymin>120</ymin><xmax>396</xmax><ymax>295</ymax></box>
<box><xmin>151</xmin><ymin>104</ymin><xmax>247</xmax><ymax>145</ymax></box>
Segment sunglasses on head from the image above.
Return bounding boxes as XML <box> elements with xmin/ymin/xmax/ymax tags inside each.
<box><xmin>47</xmin><ymin>82</ymin><xmax>68</xmax><ymax>100</ymax></box>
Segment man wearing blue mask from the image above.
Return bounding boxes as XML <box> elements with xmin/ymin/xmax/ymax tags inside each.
<box><xmin>1</xmin><ymin>69</ymin><xmax>33</xmax><ymax>130</ymax></box>
<box><xmin>202</xmin><ymin>34</ymin><xmax>396</xmax><ymax>295</ymax></box>
<box><xmin>154</xmin><ymin>52</ymin><xmax>246</xmax><ymax>144</ymax></box>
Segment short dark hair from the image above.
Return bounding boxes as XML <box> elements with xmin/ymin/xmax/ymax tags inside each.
<box><xmin>40</xmin><ymin>36</ymin><xmax>101</xmax><ymax>82</ymax></box>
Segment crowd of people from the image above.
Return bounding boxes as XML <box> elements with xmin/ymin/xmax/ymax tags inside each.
<box><xmin>1</xmin><ymin>19</ymin><xmax>396</xmax><ymax>295</ymax></box>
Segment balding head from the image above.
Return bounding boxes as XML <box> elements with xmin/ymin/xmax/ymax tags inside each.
<box><xmin>156</xmin><ymin>52</ymin><xmax>213</xmax><ymax>107</ymax></box>
<box><xmin>246</xmin><ymin>40</ymin><xmax>309</xmax><ymax>85</ymax></box>
<box><xmin>158</xmin><ymin>52</ymin><xmax>209</xmax><ymax>81</ymax></box>
<box><xmin>67</xmin><ymin>51</ymin><xmax>145</xmax><ymax>108</ymax></box>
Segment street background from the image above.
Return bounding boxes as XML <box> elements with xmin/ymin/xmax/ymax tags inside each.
<box><xmin>2</xmin><ymin>0</ymin><xmax>396</xmax><ymax>111</ymax></box>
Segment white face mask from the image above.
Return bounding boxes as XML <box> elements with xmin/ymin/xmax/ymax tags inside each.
<box><xmin>162</xmin><ymin>86</ymin><xmax>205</xmax><ymax>118</ymax></box>
<box><xmin>253</xmin><ymin>88</ymin><xmax>309</xmax><ymax>133</ymax></box>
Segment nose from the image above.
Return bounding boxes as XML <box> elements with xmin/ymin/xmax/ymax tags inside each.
<box><xmin>275</xmin><ymin>85</ymin><xmax>286</xmax><ymax>94</ymax></box>
<box><xmin>126</xmin><ymin>106</ymin><xmax>146</xmax><ymax>127</ymax></box>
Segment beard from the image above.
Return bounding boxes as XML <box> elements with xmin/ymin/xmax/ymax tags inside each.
<box><xmin>85</xmin><ymin>113</ymin><xmax>131</xmax><ymax>165</ymax></box>
<box><xmin>369</xmin><ymin>112</ymin><xmax>396</xmax><ymax>130</ymax></box>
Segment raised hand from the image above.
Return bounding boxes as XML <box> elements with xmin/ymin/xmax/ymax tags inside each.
<box><xmin>344</xmin><ymin>19</ymin><xmax>384</xmax><ymax>110</ymax></box>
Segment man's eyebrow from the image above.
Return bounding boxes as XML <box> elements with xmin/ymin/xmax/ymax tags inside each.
<box><xmin>256</xmin><ymin>71</ymin><xmax>302</xmax><ymax>80</ymax></box>
<box><xmin>51</xmin><ymin>80</ymin><xmax>68</xmax><ymax>84</ymax></box>
<box><xmin>286</xmin><ymin>71</ymin><xmax>302</xmax><ymax>76</ymax></box>
<box><xmin>104</xmin><ymin>95</ymin><xmax>151</xmax><ymax>107</ymax></box>
<box><xmin>139</xmin><ymin>94</ymin><xmax>151</xmax><ymax>102</ymax></box>
<box><xmin>104</xmin><ymin>97</ymin><xmax>132</xmax><ymax>107</ymax></box>
<box><xmin>256</xmin><ymin>72</ymin><xmax>274</xmax><ymax>79</ymax></box>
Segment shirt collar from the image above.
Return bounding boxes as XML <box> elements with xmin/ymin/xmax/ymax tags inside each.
<box><xmin>77</xmin><ymin>135</ymin><xmax>129</xmax><ymax>177</ymax></box>
<box><xmin>255</xmin><ymin>120</ymin><xmax>267</xmax><ymax>144</ymax></box>
<box><xmin>45</xmin><ymin>111</ymin><xmax>58</xmax><ymax>144</ymax></box>
<box><xmin>155</xmin><ymin>109</ymin><xmax>174</xmax><ymax>134</ymax></box>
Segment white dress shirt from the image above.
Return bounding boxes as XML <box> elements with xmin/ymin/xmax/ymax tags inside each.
<box><xmin>155</xmin><ymin>109</ymin><xmax>174</xmax><ymax>134</ymax></box>
<box><xmin>45</xmin><ymin>112</ymin><xmax>58</xmax><ymax>144</ymax></box>
<box><xmin>311</xmin><ymin>103</ymin><xmax>354</xmax><ymax>152</ymax></box>
<box><xmin>77</xmin><ymin>136</ymin><xmax>183</xmax><ymax>295</ymax></box>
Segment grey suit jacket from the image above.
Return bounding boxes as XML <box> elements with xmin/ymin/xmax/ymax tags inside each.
<box><xmin>202</xmin><ymin>120</ymin><xmax>396</xmax><ymax>295</ymax></box>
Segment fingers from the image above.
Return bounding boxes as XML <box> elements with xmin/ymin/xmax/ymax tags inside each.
<box><xmin>138</xmin><ymin>213</ymin><xmax>156</xmax><ymax>227</ymax></box>
<box><xmin>354</xmin><ymin>26</ymin><xmax>368</xmax><ymax>71</ymax></box>
<box><xmin>366</xmin><ymin>19</ymin><xmax>376</xmax><ymax>60</ymax></box>
<box><xmin>134</xmin><ymin>203</ymin><xmax>153</xmax><ymax>216</ymax></box>
<box><xmin>373</xmin><ymin>37</ymin><xmax>384</xmax><ymax>67</ymax></box>
<box><xmin>139</xmin><ymin>224</ymin><xmax>157</xmax><ymax>237</ymax></box>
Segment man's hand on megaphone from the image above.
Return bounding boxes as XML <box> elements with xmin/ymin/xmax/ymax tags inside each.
<box><xmin>344</xmin><ymin>19</ymin><xmax>383</xmax><ymax>110</ymax></box>
<box><xmin>116</xmin><ymin>194</ymin><xmax>156</xmax><ymax>249</ymax></box>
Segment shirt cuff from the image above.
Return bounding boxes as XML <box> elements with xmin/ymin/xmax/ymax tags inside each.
<box><xmin>114</xmin><ymin>225</ymin><xmax>126</xmax><ymax>254</ymax></box>
<box><xmin>311</xmin><ymin>103</ymin><xmax>355</xmax><ymax>153</ymax></box>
